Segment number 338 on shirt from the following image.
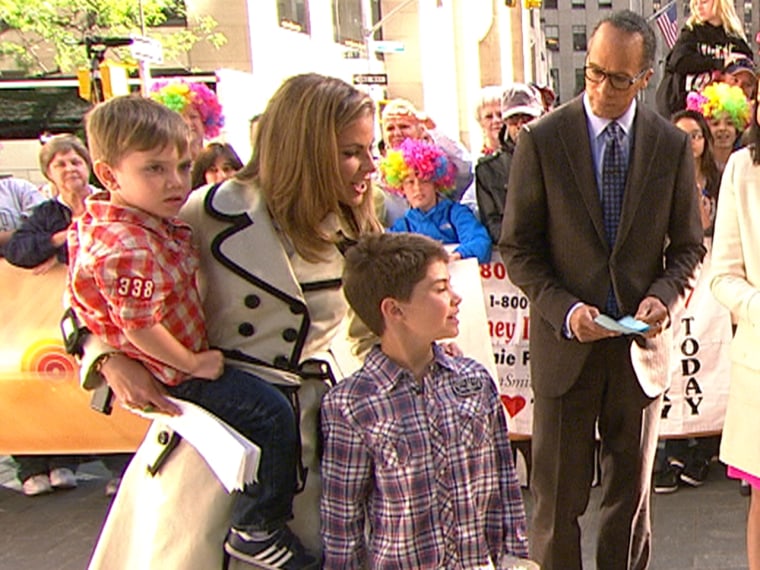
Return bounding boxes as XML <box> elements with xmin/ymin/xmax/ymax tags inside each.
<box><xmin>117</xmin><ymin>276</ymin><xmax>155</xmax><ymax>299</ymax></box>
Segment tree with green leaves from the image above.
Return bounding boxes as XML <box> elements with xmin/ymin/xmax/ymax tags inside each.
<box><xmin>0</xmin><ymin>0</ymin><xmax>226</xmax><ymax>75</ymax></box>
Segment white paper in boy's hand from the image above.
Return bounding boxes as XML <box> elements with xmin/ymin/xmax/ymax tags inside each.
<box><xmin>594</xmin><ymin>314</ymin><xmax>651</xmax><ymax>335</ymax></box>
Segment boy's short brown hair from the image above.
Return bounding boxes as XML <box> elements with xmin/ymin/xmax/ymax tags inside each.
<box><xmin>85</xmin><ymin>95</ymin><xmax>190</xmax><ymax>166</ymax></box>
<box><xmin>343</xmin><ymin>233</ymin><xmax>449</xmax><ymax>336</ymax></box>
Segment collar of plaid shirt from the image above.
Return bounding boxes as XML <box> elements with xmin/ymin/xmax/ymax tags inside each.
<box><xmin>84</xmin><ymin>191</ymin><xmax>193</xmax><ymax>239</ymax></box>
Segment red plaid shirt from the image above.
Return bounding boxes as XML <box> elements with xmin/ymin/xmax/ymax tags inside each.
<box><xmin>67</xmin><ymin>193</ymin><xmax>207</xmax><ymax>386</ymax></box>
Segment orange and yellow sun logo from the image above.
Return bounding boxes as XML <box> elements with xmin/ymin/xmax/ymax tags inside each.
<box><xmin>20</xmin><ymin>339</ymin><xmax>78</xmax><ymax>377</ymax></box>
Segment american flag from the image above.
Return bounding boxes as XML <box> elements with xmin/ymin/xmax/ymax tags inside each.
<box><xmin>655</xmin><ymin>1</ymin><xmax>679</xmax><ymax>50</ymax></box>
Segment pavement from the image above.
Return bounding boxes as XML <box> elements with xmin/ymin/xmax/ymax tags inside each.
<box><xmin>0</xmin><ymin>454</ymin><xmax>750</xmax><ymax>570</ymax></box>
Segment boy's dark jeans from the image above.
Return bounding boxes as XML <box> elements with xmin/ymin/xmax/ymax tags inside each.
<box><xmin>168</xmin><ymin>365</ymin><xmax>297</xmax><ymax>532</ymax></box>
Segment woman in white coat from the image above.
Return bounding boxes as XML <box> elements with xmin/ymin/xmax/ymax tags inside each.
<box><xmin>709</xmin><ymin>80</ymin><xmax>760</xmax><ymax>570</ymax></box>
<box><xmin>85</xmin><ymin>73</ymin><xmax>381</xmax><ymax>569</ymax></box>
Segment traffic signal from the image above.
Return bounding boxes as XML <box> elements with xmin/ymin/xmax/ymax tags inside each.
<box><xmin>77</xmin><ymin>61</ymin><xmax>129</xmax><ymax>103</ymax></box>
<box><xmin>100</xmin><ymin>62</ymin><xmax>129</xmax><ymax>99</ymax></box>
<box><xmin>77</xmin><ymin>68</ymin><xmax>92</xmax><ymax>101</ymax></box>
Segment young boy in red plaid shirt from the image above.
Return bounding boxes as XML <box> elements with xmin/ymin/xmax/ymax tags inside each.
<box><xmin>67</xmin><ymin>95</ymin><xmax>319</xmax><ymax>568</ymax></box>
<box><xmin>320</xmin><ymin>232</ymin><xmax>530</xmax><ymax>568</ymax></box>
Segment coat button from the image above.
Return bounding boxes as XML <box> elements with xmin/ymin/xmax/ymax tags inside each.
<box><xmin>244</xmin><ymin>294</ymin><xmax>261</xmax><ymax>309</ymax></box>
<box><xmin>238</xmin><ymin>322</ymin><xmax>255</xmax><ymax>337</ymax></box>
<box><xmin>282</xmin><ymin>328</ymin><xmax>298</xmax><ymax>342</ymax></box>
<box><xmin>274</xmin><ymin>355</ymin><xmax>290</xmax><ymax>368</ymax></box>
<box><xmin>290</xmin><ymin>303</ymin><xmax>306</xmax><ymax>315</ymax></box>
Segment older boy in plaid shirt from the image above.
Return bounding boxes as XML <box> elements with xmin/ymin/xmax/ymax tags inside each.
<box><xmin>321</xmin><ymin>233</ymin><xmax>529</xmax><ymax>568</ymax></box>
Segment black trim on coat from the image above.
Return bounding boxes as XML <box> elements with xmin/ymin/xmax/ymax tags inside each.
<box><xmin>203</xmin><ymin>183</ymin><xmax>311</xmax><ymax>370</ymax></box>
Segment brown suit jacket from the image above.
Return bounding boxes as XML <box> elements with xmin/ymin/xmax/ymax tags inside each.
<box><xmin>499</xmin><ymin>97</ymin><xmax>705</xmax><ymax>398</ymax></box>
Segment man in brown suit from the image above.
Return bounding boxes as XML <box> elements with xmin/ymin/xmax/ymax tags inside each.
<box><xmin>499</xmin><ymin>11</ymin><xmax>705</xmax><ymax>570</ymax></box>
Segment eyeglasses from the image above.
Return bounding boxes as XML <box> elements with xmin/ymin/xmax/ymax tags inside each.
<box><xmin>584</xmin><ymin>64</ymin><xmax>649</xmax><ymax>90</ymax></box>
<box><xmin>686</xmin><ymin>131</ymin><xmax>704</xmax><ymax>141</ymax></box>
<box><xmin>505</xmin><ymin>114</ymin><xmax>535</xmax><ymax>126</ymax></box>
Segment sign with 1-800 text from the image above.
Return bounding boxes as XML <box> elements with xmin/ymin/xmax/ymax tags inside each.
<box><xmin>479</xmin><ymin>250</ymin><xmax>731</xmax><ymax>438</ymax></box>
<box><xmin>479</xmin><ymin>252</ymin><xmax>533</xmax><ymax>436</ymax></box>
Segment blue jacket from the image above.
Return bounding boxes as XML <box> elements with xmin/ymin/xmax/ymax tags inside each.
<box><xmin>390</xmin><ymin>198</ymin><xmax>492</xmax><ymax>264</ymax></box>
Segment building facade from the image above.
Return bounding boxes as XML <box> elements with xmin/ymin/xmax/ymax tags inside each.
<box><xmin>0</xmin><ymin>0</ymin><xmax>536</xmax><ymax>175</ymax></box>
<box><xmin>184</xmin><ymin>0</ymin><xmax>535</xmax><ymax>154</ymax></box>
<box><xmin>540</xmin><ymin>0</ymin><xmax>757</xmax><ymax>106</ymax></box>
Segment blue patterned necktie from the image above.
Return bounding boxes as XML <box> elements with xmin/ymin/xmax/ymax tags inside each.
<box><xmin>602</xmin><ymin>121</ymin><xmax>626</xmax><ymax>316</ymax></box>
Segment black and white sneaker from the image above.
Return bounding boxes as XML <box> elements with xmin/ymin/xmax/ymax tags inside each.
<box><xmin>224</xmin><ymin>526</ymin><xmax>319</xmax><ymax>569</ymax></box>
<box><xmin>680</xmin><ymin>458</ymin><xmax>710</xmax><ymax>487</ymax></box>
<box><xmin>653</xmin><ymin>465</ymin><xmax>681</xmax><ymax>494</ymax></box>
<box><xmin>653</xmin><ymin>460</ymin><xmax>684</xmax><ymax>494</ymax></box>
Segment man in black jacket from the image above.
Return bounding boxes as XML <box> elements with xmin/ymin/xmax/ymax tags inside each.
<box><xmin>475</xmin><ymin>83</ymin><xmax>544</xmax><ymax>242</ymax></box>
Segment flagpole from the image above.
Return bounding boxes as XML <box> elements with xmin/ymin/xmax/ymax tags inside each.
<box><xmin>646</xmin><ymin>0</ymin><xmax>677</xmax><ymax>22</ymax></box>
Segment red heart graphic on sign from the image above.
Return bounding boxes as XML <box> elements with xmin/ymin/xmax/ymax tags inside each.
<box><xmin>500</xmin><ymin>395</ymin><xmax>526</xmax><ymax>418</ymax></box>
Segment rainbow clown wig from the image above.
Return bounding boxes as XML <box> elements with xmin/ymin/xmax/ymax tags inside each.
<box><xmin>380</xmin><ymin>138</ymin><xmax>457</xmax><ymax>196</ymax></box>
<box><xmin>149</xmin><ymin>79</ymin><xmax>224</xmax><ymax>139</ymax></box>
<box><xmin>686</xmin><ymin>82</ymin><xmax>751</xmax><ymax>131</ymax></box>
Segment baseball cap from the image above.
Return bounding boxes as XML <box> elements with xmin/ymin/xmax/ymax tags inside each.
<box><xmin>725</xmin><ymin>57</ymin><xmax>756</xmax><ymax>79</ymax></box>
<box><xmin>502</xmin><ymin>84</ymin><xmax>544</xmax><ymax>120</ymax></box>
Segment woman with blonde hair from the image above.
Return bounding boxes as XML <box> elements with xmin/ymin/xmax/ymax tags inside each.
<box><xmin>475</xmin><ymin>85</ymin><xmax>504</xmax><ymax>157</ymax></box>
<box><xmin>380</xmin><ymin>97</ymin><xmax>473</xmax><ymax>203</ymax></box>
<box><xmin>656</xmin><ymin>0</ymin><xmax>752</xmax><ymax>117</ymax></box>
<box><xmin>83</xmin><ymin>73</ymin><xmax>381</xmax><ymax>569</ymax></box>
<box><xmin>239</xmin><ymin>73</ymin><xmax>380</xmax><ymax>261</ymax></box>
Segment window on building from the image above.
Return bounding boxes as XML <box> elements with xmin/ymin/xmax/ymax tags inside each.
<box><xmin>545</xmin><ymin>25</ymin><xmax>560</xmax><ymax>51</ymax></box>
<box><xmin>544</xmin><ymin>0</ymin><xmax>558</xmax><ymax>9</ymax></box>
<box><xmin>743</xmin><ymin>1</ymin><xmax>752</xmax><ymax>36</ymax></box>
<box><xmin>333</xmin><ymin>0</ymin><xmax>364</xmax><ymax>45</ymax></box>
<box><xmin>278</xmin><ymin>0</ymin><xmax>311</xmax><ymax>34</ymax></box>
<box><xmin>571</xmin><ymin>0</ymin><xmax>585</xmax><ymax>9</ymax></box>
<box><xmin>574</xmin><ymin>67</ymin><xmax>585</xmax><ymax>95</ymax></box>
<box><xmin>572</xmin><ymin>25</ymin><xmax>587</xmax><ymax>51</ymax></box>
<box><xmin>598</xmin><ymin>0</ymin><xmax>612</xmax><ymax>8</ymax></box>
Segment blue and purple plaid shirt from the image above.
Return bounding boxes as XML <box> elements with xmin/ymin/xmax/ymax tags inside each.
<box><xmin>321</xmin><ymin>344</ymin><xmax>529</xmax><ymax>569</ymax></box>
